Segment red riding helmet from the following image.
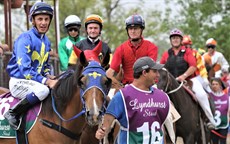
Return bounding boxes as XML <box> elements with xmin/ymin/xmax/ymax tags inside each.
<box><xmin>182</xmin><ymin>35</ymin><xmax>192</xmax><ymax>45</ymax></box>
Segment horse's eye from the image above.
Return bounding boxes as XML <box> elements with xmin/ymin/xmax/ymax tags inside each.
<box><xmin>78</xmin><ymin>75</ymin><xmax>87</xmax><ymax>89</ymax></box>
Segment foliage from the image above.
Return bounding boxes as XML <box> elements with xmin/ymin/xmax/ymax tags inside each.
<box><xmin>57</xmin><ymin>0</ymin><xmax>166</xmax><ymax>54</ymax></box>
<box><xmin>170</xmin><ymin>0</ymin><xmax>230</xmax><ymax>61</ymax></box>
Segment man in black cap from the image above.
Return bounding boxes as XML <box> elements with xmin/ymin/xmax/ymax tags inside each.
<box><xmin>96</xmin><ymin>56</ymin><xmax>170</xmax><ymax>144</ymax></box>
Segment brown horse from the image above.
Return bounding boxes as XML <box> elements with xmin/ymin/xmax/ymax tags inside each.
<box><xmin>205</xmin><ymin>63</ymin><xmax>217</xmax><ymax>82</ymax></box>
<box><xmin>0</xmin><ymin>50</ymin><xmax>112</xmax><ymax>144</ymax></box>
<box><xmin>0</xmin><ymin>87</ymin><xmax>9</xmax><ymax>95</ymax></box>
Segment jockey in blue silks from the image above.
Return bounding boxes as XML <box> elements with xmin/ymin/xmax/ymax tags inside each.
<box><xmin>4</xmin><ymin>1</ymin><xmax>58</xmax><ymax>130</ymax></box>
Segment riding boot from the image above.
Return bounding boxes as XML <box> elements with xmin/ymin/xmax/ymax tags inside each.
<box><xmin>4</xmin><ymin>92</ymin><xmax>40</xmax><ymax>130</ymax></box>
<box><xmin>4</xmin><ymin>98</ymin><xmax>31</xmax><ymax>130</ymax></box>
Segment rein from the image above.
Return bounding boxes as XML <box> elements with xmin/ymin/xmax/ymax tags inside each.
<box><xmin>40</xmin><ymin>93</ymin><xmax>86</xmax><ymax>140</ymax></box>
<box><xmin>211</xmin><ymin>130</ymin><xmax>227</xmax><ymax>139</ymax></box>
<box><xmin>51</xmin><ymin>94</ymin><xmax>86</xmax><ymax>122</ymax></box>
<box><xmin>167</xmin><ymin>81</ymin><xmax>184</xmax><ymax>94</ymax></box>
<box><xmin>163</xmin><ymin>68</ymin><xmax>184</xmax><ymax>94</ymax></box>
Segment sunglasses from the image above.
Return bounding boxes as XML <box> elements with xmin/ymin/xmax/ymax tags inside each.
<box><xmin>207</xmin><ymin>46</ymin><xmax>215</xmax><ymax>49</ymax></box>
<box><xmin>68</xmin><ymin>28</ymin><xmax>78</xmax><ymax>32</ymax></box>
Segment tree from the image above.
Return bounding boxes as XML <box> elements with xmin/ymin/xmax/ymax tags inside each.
<box><xmin>57</xmin><ymin>0</ymin><xmax>167</xmax><ymax>55</ymax></box>
<box><xmin>171</xmin><ymin>0</ymin><xmax>230</xmax><ymax>61</ymax></box>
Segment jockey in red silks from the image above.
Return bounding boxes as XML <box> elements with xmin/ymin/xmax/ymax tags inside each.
<box><xmin>106</xmin><ymin>14</ymin><xmax>158</xmax><ymax>85</ymax></box>
<box><xmin>160</xmin><ymin>28</ymin><xmax>216</xmax><ymax>129</ymax></box>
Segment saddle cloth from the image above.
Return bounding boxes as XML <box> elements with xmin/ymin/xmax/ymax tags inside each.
<box><xmin>0</xmin><ymin>92</ymin><xmax>41</xmax><ymax>138</ymax></box>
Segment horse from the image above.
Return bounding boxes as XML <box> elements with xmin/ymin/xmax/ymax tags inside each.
<box><xmin>205</xmin><ymin>63</ymin><xmax>217</xmax><ymax>82</ymax></box>
<box><xmin>157</xmin><ymin>68</ymin><xmax>205</xmax><ymax>144</ymax></box>
<box><xmin>0</xmin><ymin>87</ymin><xmax>9</xmax><ymax>95</ymax></box>
<box><xmin>0</xmin><ymin>49</ymin><xmax>112</xmax><ymax>144</ymax></box>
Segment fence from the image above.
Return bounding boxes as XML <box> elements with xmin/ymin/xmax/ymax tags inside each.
<box><xmin>0</xmin><ymin>52</ymin><xmax>60</xmax><ymax>88</ymax></box>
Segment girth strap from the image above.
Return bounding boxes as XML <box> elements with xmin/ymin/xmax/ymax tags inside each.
<box><xmin>39</xmin><ymin>119</ymin><xmax>82</xmax><ymax>141</ymax></box>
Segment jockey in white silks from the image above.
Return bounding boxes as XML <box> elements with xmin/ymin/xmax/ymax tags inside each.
<box><xmin>203</xmin><ymin>38</ymin><xmax>229</xmax><ymax>78</ymax></box>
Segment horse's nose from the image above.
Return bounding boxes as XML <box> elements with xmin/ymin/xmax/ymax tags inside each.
<box><xmin>86</xmin><ymin>110</ymin><xmax>100</xmax><ymax>125</ymax></box>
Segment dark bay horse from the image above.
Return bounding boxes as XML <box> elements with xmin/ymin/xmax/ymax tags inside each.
<box><xmin>0</xmin><ymin>49</ymin><xmax>112</xmax><ymax>144</ymax></box>
<box><xmin>157</xmin><ymin>68</ymin><xmax>202</xmax><ymax>144</ymax></box>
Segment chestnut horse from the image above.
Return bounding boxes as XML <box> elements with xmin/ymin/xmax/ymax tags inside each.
<box><xmin>0</xmin><ymin>87</ymin><xmax>9</xmax><ymax>95</ymax></box>
<box><xmin>157</xmin><ymin>68</ymin><xmax>205</xmax><ymax>144</ymax></box>
<box><xmin>0</xmin><ymin>50</ymin><xmax>112</xmax><ymax>144</ymax></box>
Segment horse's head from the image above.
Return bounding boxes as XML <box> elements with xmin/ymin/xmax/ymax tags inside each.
<box><xmin>157</xmin><ymin>68</ymin><xmax>179</xmax><ymax>93</ymax></box>
<box><xmin>77</xmin><ymin>47</ymin><xmax>111</xmax><ymax>126</ymax></box>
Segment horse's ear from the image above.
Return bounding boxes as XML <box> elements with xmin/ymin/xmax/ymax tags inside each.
<box><xmin>93</xmin><ymin>40</ymin><xmax>102</xmax><ymax>56</ymax></box>
<box><xmin>101</xmin><ymin>50</ymin><xmax>110</xmax><ymax>68</ymax></box>
<box><xmin>73</xmin><ymin>44</ymin><xmax>82</xmax><ymax>58</ymax></box>
<box><xmin>79</xmin><ymin>51</ymin><xmax>89</xmax><ymax>67</ymax></box>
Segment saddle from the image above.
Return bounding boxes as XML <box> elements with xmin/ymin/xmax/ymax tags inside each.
<box><xmin>183</xmin><ymin>80</ymin><xmax>198</xmax><ymax>102</ymax></box>
<box><xmin>0</xmin><ymin>92</ymin><xmax>41</xmax><ymax>138</ymax></box>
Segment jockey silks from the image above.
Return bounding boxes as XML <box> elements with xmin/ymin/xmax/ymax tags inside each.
<box><xmin>7</xmin><ymin>27</ymin><xmax>51</xmax><ymax>84</ymax></box>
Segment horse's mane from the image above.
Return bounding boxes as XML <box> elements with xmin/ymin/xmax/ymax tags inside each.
<box><xmin>41</xmin><ymin>64</ymin><xmax>83</xmax><ymax>116</ymax></box>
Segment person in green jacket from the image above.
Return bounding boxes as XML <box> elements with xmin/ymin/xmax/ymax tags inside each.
<box><xmin>58</xmin><ymin>15</ymin><xmax>85</xmax><ymax>72</ymax></box>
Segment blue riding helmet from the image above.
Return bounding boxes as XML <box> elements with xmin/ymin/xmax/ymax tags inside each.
<box><xmin>125</xmin><ymin>14</ymin><xmax>145</xmax><ymax>29</ymax></box>
<box><xmin>29</xmin><ymin>2</ymin><xmax>54</xmax><ymax>22</ymax></box>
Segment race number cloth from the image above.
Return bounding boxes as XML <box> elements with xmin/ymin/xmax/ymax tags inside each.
<box><xmin>210</xmin><ymin>93</ymin><xmax>229</xmax><ymax>129</ymax></box>
<box><xmin>0</xmin><ymin>92</ymin><xmax>41</xmax><ymax>138</ymax></box>
<box><xmin>121</xmin><ymin>85</ymin><xmax>170</xmax><ymax>144</ymax></box>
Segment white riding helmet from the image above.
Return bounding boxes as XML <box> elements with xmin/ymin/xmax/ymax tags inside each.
<box><xmin>64</xmin><ymin>15</ymin><xmax>81</xmax><ymax>28</ymax></box>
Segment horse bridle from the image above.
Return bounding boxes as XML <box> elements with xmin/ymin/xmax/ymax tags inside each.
<box><xmin>80</xmin><ymin>62</ymin><xmax>110</xmax><ymax>117</ymax></box>
<box><xmin>162</xmin><ymin>68</ymin><xmax>184</xmax><ymax>94</ymax></box>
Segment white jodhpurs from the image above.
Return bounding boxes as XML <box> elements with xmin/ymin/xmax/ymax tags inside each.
<box><xmin>9</xmin><ymin>77</ymin><xmax>50</xmax><ymax>101</ymax></box>
<box><xmin>190</xmin><ymin>77</ymin><xmax>216</xmax><ymax>126</ymax></box>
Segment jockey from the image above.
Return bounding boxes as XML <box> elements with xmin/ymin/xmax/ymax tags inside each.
<box><xmin>160</xmin><ymin>28</ymin><xmax>216</xmax><ymax>129</ymax></box>
<box><xmin>203</xmin><ymin>38</ymin><xmax>229</xmax><ymax>78</ymax></box>
<box><xmin>106</xmin><ymin>14</ymin><xmax>158</xmax><ymax>85</ymax></box>
<box><xmin>68</xmin><ymin>14</ymin><xmax>111</xmax><ymax>70</ymax></box>
<box><xmin>58</xmin><ymin>15</ymin><xmax>85</xmax><ymax>72</ymax></box>
<box><xmin>4</xmin><ymin>2</ymin><xmax>58</xmax><ymax>130</ymax></box>
<box><xmin>182</xmin><ymin>35</ymin><xmax>211</xmax><ymax>92</ymax></box>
